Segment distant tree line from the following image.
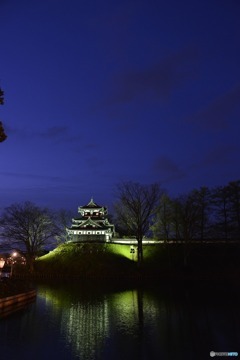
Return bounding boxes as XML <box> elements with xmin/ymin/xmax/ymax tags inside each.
<box><xmin>114</xmin><ymin>180</ymin><xmax>240</xmax><ymax>268</ymax></box>
<box><xmin>151</xmin><ymin>180</ymin><xmax>240</xmax><ymax>242</ymax></box>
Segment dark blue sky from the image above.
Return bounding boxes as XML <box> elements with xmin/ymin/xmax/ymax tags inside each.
<box><xmin>0</xmin><ymin>0</ymin><xmax>240</xmax><ymax>211</ymax></box>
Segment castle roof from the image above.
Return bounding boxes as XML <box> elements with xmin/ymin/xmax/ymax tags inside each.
<box><xmin>80</xmin><ymin>217</ymin><xmax>102</xmax><ymax>228</ymax></box>
<box><xmin>67</xmin><ymin>217</ymin><xmax>113</xmax><ymax>231</ymax></box>
<box><xmin>80</xmin><ymin>198</ymin><xmax>105</xmax><ymax>209</ymax></box>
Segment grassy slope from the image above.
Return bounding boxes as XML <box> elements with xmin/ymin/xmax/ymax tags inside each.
<box><xmin>34</xmin><ymin>242</ymin><xmax>240</xmax><ymax>280</ymax></box>
<box><xmin>35</xmin><ymin>243</ymin><xmax>137</xmax><ymax>277</ymax></box>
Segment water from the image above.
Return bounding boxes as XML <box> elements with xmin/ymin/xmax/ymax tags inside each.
<box><xmin>0</xmin><ymin>280</ymin><xmax>239</xmax><ymax>360</ymax></box>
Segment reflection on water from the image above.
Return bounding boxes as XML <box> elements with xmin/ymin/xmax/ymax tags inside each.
<box><xmin>0</xmin><ymin>281</ymin><xmax>240</xmax><ymax>360</ymax></box>
<box><xmin>61</xmin><ymin>298</ymin><xmax>109</xmax><ymax>359</ymax></box>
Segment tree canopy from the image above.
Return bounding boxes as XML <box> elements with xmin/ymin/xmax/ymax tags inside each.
<box><xmin>114</xmin><ymin>181</ymin><xmax>161</xmax><ymax>266</ymax></box>
<box><xmin>0</xmin><ymin>201</ymin><xmax>59</xmax><ymax>271</ymax></box>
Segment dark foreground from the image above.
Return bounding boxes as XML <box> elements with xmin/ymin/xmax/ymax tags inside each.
<box><xmin>0</xmin><ymin>278</ymin><xmax>34</xmax><ymax>299</ymax></box>
<box><xmin>1</xmin><ymin>279</ymin><xmax>239</xmax><ymax>360</ymax></box>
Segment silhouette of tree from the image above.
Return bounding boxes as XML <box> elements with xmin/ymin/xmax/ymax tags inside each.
<box><xmin>151</xmin><ymin>193</ymin><xmax>173</xmax><ymax>242</ymax></box>
<box><xmin>54</xmin><ymin>209</ymin><xmax>74</xmax><ymax>244</ymax></box>
<box><xmin>188</xmin><ymin>187</ymin><xmax>212</xmax><ymax>241</ymax></box>
<box><xmin>0</xmin><ymin>86</ymin><xmax>7</xmax><ymax>142</ymax></box>
<box><xmin>114</xmin><ymin>181</ymin><xmax>161</xmax><ymax>267</ymax></box>
<box><xmin>0</xmin><ymin>121</ymin><xmax>7</xmax><ymax>142</ymax></box>
<box><xmin>211</xmin><ymin>185</ymin><xmax>231</xmax><ymax>240</ymax></box>
<box><xmin>0</xmin><ymin>202</ymin><xmax>59</xmax><ymax>272</ymax></box>
<box><xmin>0</xmin><ymin>87</ymin><xmax>4</xmax><ymax>105</ymax></box>
<box><xmin>228</xmin><ymin>180</ymin><xmax>240</xmax><ymax>239</ymax></box>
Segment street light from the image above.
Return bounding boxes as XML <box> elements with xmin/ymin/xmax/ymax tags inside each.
<box><xmin>130</xmin><ymin>246</ymin><xmax>135</xmax><ymax>260</ymax></box>
<box><xmin>0</xmin><ymin>258</ymin><xmax>5</xmax><ymax>278</ymax></box>
<box><xmin>10</xmin><ymin>251</ymin><xmax>18</xmax><ymax>277</ymax></box>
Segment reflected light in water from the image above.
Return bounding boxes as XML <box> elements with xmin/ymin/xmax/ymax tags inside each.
<box><xmin>38</xmin><ymin>286</ymin><xmax>110</xmax><ymax>359</ymax></box>
<box><xmin>1</xmin><ymin>282</ymin><xmax>240</xmax><ymax>360</ymax></box>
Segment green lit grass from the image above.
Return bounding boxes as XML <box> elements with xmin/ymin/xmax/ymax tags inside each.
<box><xmin>34</xmin><ymin>242</ymin><xmax>170</xmax><ymax>278</ymax></box>
<box><xmin>35</xmin><ymin>242</ymin><xmax>138</xmax><ymax>277</ymax></box>
<box><xmin>39</xmin><ymin>243</ymin><xmax>135</xmax><ymax>261</ymax></box>
<box><xmin>29</xmin><ymin>242</ymin><xmax>240</xmax><ymax>280</ymax></box>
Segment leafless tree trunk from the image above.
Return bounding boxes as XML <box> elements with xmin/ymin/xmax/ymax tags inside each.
<box><xmin>0</xmin><ymin>87</ymin><xmax>7</xmax><ymax>142</ymax></box>
<box><xmin>0</xmin><ymin>201</ymin><xmax>59</xmax><ymax>272</ymax></box>
<box><xmin>114</xmin><ymin>181</ymin><xmax>161</xmax><ymax>267</ymax></box>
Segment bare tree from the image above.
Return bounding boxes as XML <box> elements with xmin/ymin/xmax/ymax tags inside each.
<box><xmin>211</xmin><ymin>185</ymin><xmax>231</xmax><ymax>241</ymax></box>
<box><xmin>228</xmin><ymin>180</ymin><xmax>240</xmax><ymax>239</ymax></box>
<box><xmin>114</xmin><ymin>182</ymin><xmax>161</xmax><ymax>267</ymax></box>
<box><xmin>0</xmin><ymin>86</ymin><xmax>7</xmax><ymax>142</ymax></box>
<box><xmin>175</xmin><ymin>194</ymin><xmax>201</xmax><ymax>266</ymax></box>
<box><xmin>190</xmin><ymin>186</ymin><xmax>212</xmax><ymax>241</ymax></box>
<box><xmin>0</xmin><ymin>87</ymin><xmax>4</xmax><ymax>105</ymax></box>
<box><xmin>0</xmin><ymin>201</ymin><xmax>59</xmax><ymax>271</ymax></box>
<box><xmin>151</xmin><ymin>193</ymin><xmax>173</xmax><ymax>242</ymax></box>
<box><xmin>54</xmin><ymin>209</ymin><xmax>74</xmax><ymax>244</ymax></box>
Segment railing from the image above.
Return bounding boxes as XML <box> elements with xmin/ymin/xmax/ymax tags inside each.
<box><xmin>0</xmin><ymin>289</ymin><xmax>37</xmax><ymax>318</ymax></box>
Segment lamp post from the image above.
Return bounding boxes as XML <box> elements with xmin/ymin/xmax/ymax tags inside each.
<box><xmin>0</xmin><ymin>258</ymin><xmax>5</xmax><ymax>278</ymax></box>
<box><xmin>130</xmin><ymin>246</ymin><xmax>135</xmax><ymax>261</ymax></box>
<box><xmin>10</xmin><ymin>252</ymin><xmax>18</xmax><ymax>277</ymax></box>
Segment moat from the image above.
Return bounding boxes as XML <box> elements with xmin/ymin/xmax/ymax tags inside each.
<box><xmin>0</xmin><ymin>280</ymin><xmax>239</xmax><ymax>360</ymax></box>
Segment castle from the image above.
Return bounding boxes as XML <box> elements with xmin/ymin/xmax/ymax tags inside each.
<box><xmin>66</xmin><ymin>198</ymin><xmax>115</xmax><ymax>243</ymax></box>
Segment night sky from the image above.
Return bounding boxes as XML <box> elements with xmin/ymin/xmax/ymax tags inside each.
<box><xmin>0</xmin><ymin>0</ymin><xmax>240</xmax><ymax>212</ymax></box>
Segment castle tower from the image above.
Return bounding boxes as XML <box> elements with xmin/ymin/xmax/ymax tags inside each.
<box><xmin>66</xmin><ymin>198</ymin><xmax>115</xmax><ymax>243</ymax></box>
